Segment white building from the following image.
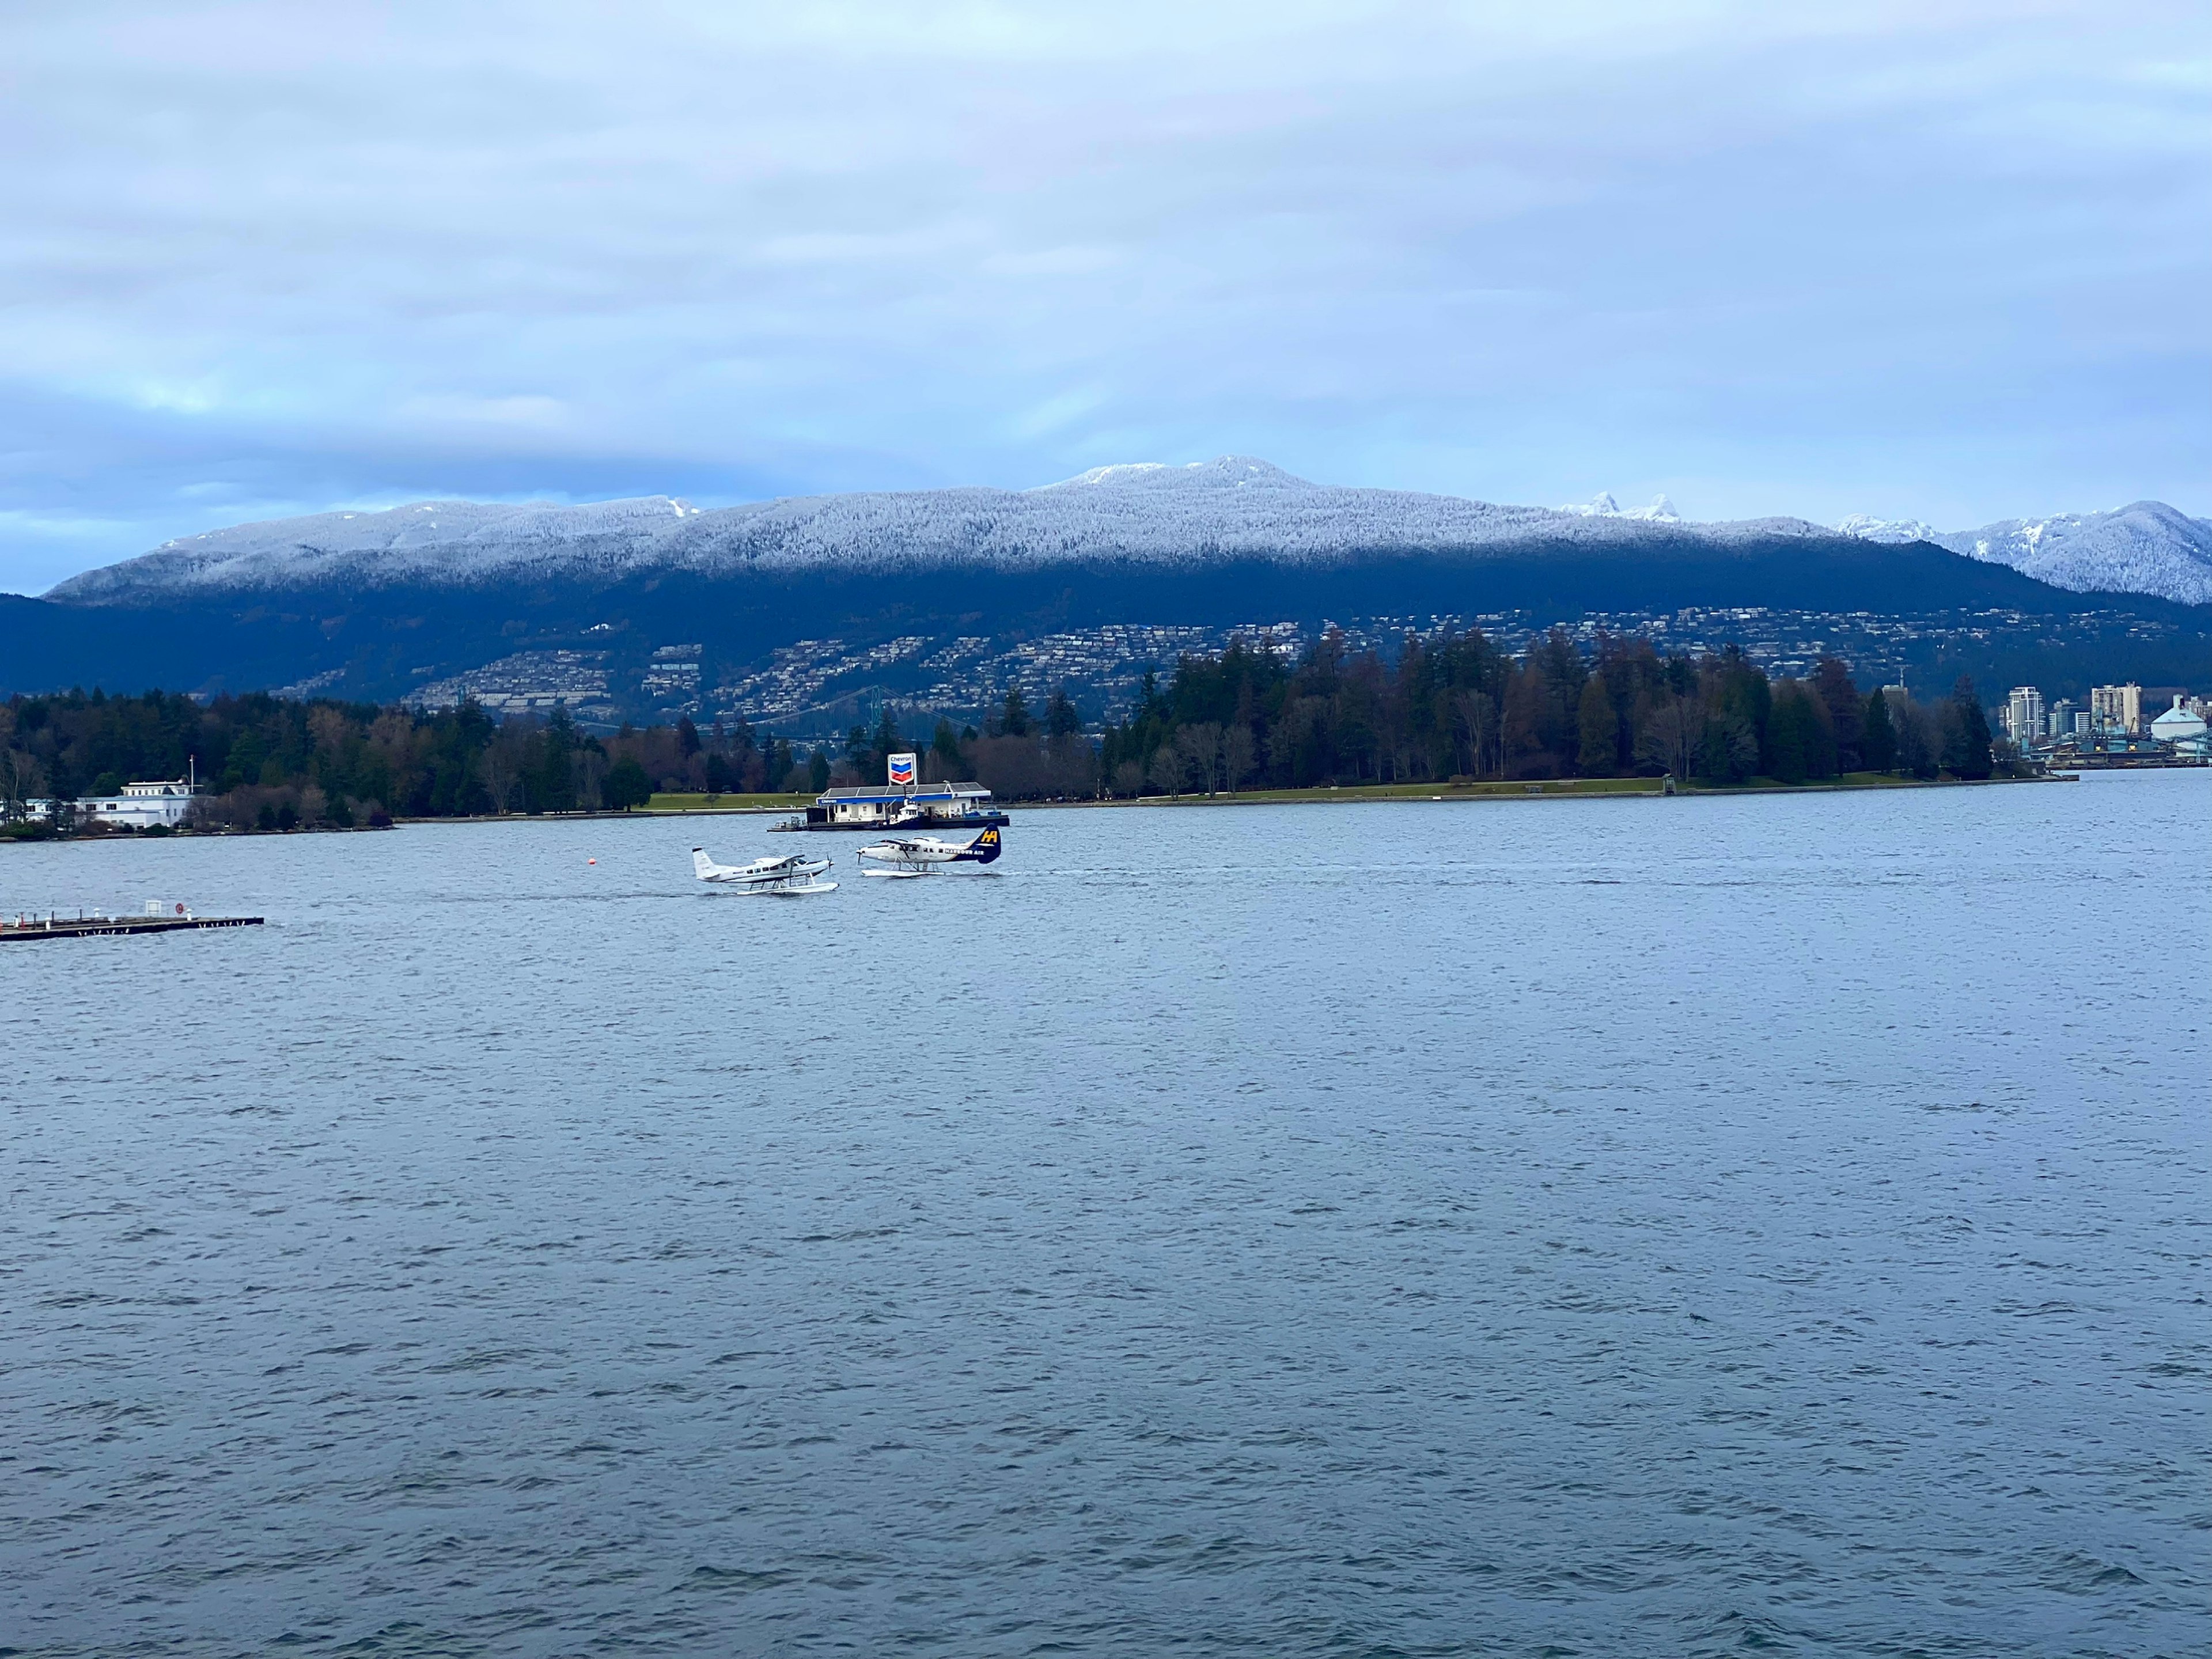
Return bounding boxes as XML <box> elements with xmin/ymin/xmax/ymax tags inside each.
<box><xmin>2005</xmin><ymin>686</ymin><xmax>2044</xmax><ymax>743</ymax></box>
<box><xmin>26</xmin><ymin>779</ymin><xmax>197</xmax><ymax>829</ymax></box>
<box><xmin>2150</xmin><ymin>695</ymin><xmax>2207</xmax><ymax>751</ymax></box>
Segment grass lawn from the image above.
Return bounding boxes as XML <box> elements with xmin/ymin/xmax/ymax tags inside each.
<box><xmin>645</xmin><ymin>792</ymin><xmax>815</xmax><ymax>813</ymax></box>
<box><xmin>1036</xmin><ymin>770</ymin><xmax>2041</xmax><ymax>808</ymax></box>
<box><xmin>643</xmin><ymin>771</ymin><xmax>2046</xmax><ymax>816</ymax></box>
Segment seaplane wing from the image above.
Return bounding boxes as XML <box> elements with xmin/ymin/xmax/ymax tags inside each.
<box><xmin>691</xmin><ymin>846</ymin><xmax>836</xmax><ymax>895</ymax></box>
<box><xmin>854</xmin><ymin>826</ymin><xmax>1002</xmax><ymax>876</ymax></box>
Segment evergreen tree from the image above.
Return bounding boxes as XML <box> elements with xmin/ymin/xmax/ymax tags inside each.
<box><xmin>536</xmin><ymin>704</ymin><xmax>578</xmax><ymax>812</ymax></box>
<box><xmin>604</xmin><ymin>756</ymin><xmax>653</xmax><ymax>810</ymax></box>
<box><xmin>1860</xmin><ymin>687</ymin><xmax>1897</xmax><ymax>772</ymax></box>
<box><xmin>808</xmin><ymin>748</ymin><xmax>831</xmax><ymax>793</ymax></box>
<box><xmin>677</xmin><ymin>716</ymin><xmax>701</xmax><ymax>757</ymax></box>
<box><xmin>1946</xmin><ymin>676</ymin><xmax>1994</xmax><ymax>779</ymax></box>
<box><xmin>931</xmin><ymin>717</ymin><xmax>962</xmax><ymax>777</ymax></box>
<box><xmin>872</xmin><ymin>704</ymin><xmax>902</xmax><ymax>767</ymax></box>
<box><xmin>1769</xmin><ymin>690</ymin><xmax>1813</xmax><ymax>785</ymax></box>
<box><xmin>1811</xmin><ymin>658</ymin><xmax>1863</xmax><ymax>767</ymax></box>
<box><xmin>1695</xmin><ymin>713</ymin><xmax>1758</xmax><ymax>786</ymax></box>
<box><xmin>1575</xmin><ymin>676</ymin><xmax>1616</xmax><ymax>776</ymax></box>
<box><xmin>999</xmin><ymin>687</ymin><xmax>1032</xmax><ymax>738</ymax></box>
<box><xmin>1046</xmin><ymin>685</ymin><xmax>1081</xmax><ymax>743</ymax></box>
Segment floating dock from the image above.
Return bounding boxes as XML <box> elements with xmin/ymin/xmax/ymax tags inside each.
<box><xmin>0</xmin><ymin>914</ymin><xmax>263</xmax><ymax>943</ymax></box>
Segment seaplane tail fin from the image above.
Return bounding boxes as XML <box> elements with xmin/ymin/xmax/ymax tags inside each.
<box><xmin>963</xmin><ymin>826</ymin><xmax>1002</xmax><ymax>864</ymax></box>
<box><xmin>692</xmin><ymin>847</ymin><xmax>718</xmax><ymax>879</ymax></box>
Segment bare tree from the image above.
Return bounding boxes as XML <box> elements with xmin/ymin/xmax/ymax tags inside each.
<box><xmin>1893</xmin><ymin>694</ymin><xmax>1939</xmax><ymax>778</ymax></box>
<box><xmin>1222</xmin><ymin>725</ymin><xmax>1256</xmax><ymax>794</ymax></box>
<box><xmin>1145</xmin><ymin>743</ymin><xmax>1183</xmax><ymax>797</ymax></box>
<box><xmin>1634</xmin><ymin>691</ymin><xmax>1699</xmax><ymax>781</ymax></box>
<box><xmin>573</xmin><ymin>747</ymin><xmax>609</xmax><ymax>811</ymax></box>
<box><xmin>1452</xmin><ymin>690</ymin><xmax>1497</xmax><ymax>778</ymax></box>
<box><xmin>480</xmin><ymin>730</ymin><xmax>522</xmax><ymax>815</ymax></box>
<box><xmin>1175</xmin><ymin>722</ymin><xmax>1224</xmax><ymax>795</ymax></box>
<box><xmin>0</xmin><ymin>746</ymin><xmax>41</xmax><ymax>821</ymax></box>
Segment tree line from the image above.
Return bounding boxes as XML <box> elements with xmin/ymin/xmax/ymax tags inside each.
<box><xmin>1084</xmin><ymin>628</ymin><xmax>1997</xmax><ymax>794</ymax></box>
<box><xmin>0</xmin><ymin>690</ymin><xmax>802</xmax><ymax>831</ymax></box>
<box><xmin>1</xmin><ymin>627</ymin><xmax>2005</xmax><ymax>833</ymax></box>
<box><xmin>844</xmin><ymin>627</ymin><xmax>2001</xmax><ymax>801</ymax></box>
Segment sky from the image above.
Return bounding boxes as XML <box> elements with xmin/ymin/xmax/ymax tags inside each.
<box><xmin>1</xmin><ymin>1</ymin><xmax>2206</xmax><ymax>594</ymax></box>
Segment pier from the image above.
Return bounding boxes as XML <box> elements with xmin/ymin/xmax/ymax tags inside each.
<box><xmin>1</xmin><ymin>912</ymin><xmax>263</xmax><ymax>943</ymax></box>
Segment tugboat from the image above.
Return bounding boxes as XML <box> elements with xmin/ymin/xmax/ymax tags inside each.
<box><xmin>771</xmin><ymin>752</ymin><xmax>1011</xmax><ymax>832</ymax></box>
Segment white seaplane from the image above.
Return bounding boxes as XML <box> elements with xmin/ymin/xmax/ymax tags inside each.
<box><xmin>691</xmin><ymin>846</ymin><xmax>838</xmax><ymax>895</ymax></box>
<box><xmin>855</xmin><ymin>825</ymin><xmax>1003</xmax><ymax>878</ymax></box>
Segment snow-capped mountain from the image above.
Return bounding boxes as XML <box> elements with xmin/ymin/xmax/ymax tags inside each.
<box><xmin>51</xmin><ymin>456</ymin><xmax>2206</xmax><ymax>609</ymax></box>
<box><xmin>50</xmin><ymin>457</ymin><xmax>1822</xmax><ymax>603</ymax></box>
<box><xmin>1559</xmin><ymin>493</ymin><xmax>1681</xmax><ymax>522</ymax></box>
<box><xmin>1833</xmin><ymin>513</ymin><xmax>1938</xmax><ymax>545</ymax></box>
<box><xmin>1838</xmin><ymin>501</ymin><xmax>2212</xmax><ymax>606</ymax></box>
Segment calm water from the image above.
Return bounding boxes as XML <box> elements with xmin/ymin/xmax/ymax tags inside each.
<box><xmin>2</xmin><ymin>774</ymin><xmax>2205</xmax><ymax>1658</ymax></box>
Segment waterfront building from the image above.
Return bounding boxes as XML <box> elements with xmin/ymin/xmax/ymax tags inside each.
<box><xmin>2090</xmin><ymin>682</ymin><xmax>2143</xmax><ymax>735</ymax></box>
<box><xmin>806</xmin><ymin>782</ymin><xmax>999</xmax><ymax>827</ymax></box>
<box><xmin>25</xmin><ymin>779</ymin><xmax>197</xmax><ymax>829</ymax></box>
<box><xmin>800</xmin><ymin>755</ymin><xmax>1007</xmax><ymax>829</ymax></box>
<box><xmin>2150</xmin><ymin>695</ymin><xmax>2207</xmax><ymax>749</ymax></box>
<box><xmin>2005</xmin><ymin>686</ymin><xmax>2044</xmax><ymax>743</ymax></box>
<box><xmin>2046</xmin><ymin>698</ymin><xmax>2079</xmax><ymax>741</ymax></box>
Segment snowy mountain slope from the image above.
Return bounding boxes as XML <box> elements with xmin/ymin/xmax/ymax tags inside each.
<box><xmin>48</xmin><ymin>495</ymin><xmax>706</xmax><ymax>602</ymax></box>
<box><xmin>49</xmin><ymin>457</ymin><xmax>1829</xmax><ymax>603</ymax></box>
<box><xmin>1838</xmin><ymin>501</ymin><xmax>2212</xmax><ymax>606</ymax></box>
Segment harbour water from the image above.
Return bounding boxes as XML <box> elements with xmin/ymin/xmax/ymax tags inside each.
<box><xmin>3</xmin><ymin>774</ymin><xmax>2206</xmax><ymax>1657</ymax></box>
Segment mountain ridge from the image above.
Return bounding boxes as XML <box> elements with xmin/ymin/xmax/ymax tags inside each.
<box><xmin>47</xmin><ymin>455</ymin><xmax>2211</xmax><ymax>609</ymax></box>
<box><xmin>48</xmin><ymin>456</ymin><xmax>1838</xmax><ymax>604</ymax></box>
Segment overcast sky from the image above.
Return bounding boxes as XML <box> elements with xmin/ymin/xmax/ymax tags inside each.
<box><xmin>1</xmin><ymin>1</ymin><xmax>2205</xmax><ymax>592</ymax></box>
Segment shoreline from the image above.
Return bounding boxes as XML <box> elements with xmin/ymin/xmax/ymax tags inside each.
<box><xmin>631</xmin><ymin>770</ymin><xmax>2078</xmax><ymax>819</ymax></box>
<box><xmin>0</xmin><ymin>770</ymin><xmax>2105</xmax><ymax>844</ymax></box>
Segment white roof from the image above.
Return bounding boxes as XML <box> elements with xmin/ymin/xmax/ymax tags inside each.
<box><xmin>2149</xmin><ymin>704</ymin><xmax>2205</xmax><ymax>736</ymax></box>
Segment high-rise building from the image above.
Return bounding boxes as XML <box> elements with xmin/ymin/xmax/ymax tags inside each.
<box><xmin>2005</xmin><ymin>685</ymin><xmax>2044</xmax><ymax>743</ymax></box>
<box><xmin>2090</xmin><ymin>682</ymin><xmax>2143</xmax><ymax>735</ymax></box>
<box><xmin>2046</xmin><ymin>698</ymin><xmax>2079</xmax><ymax>742</ymax></box>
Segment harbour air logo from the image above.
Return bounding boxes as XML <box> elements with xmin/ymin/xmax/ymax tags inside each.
<box><xmin>887</xmin><ymin>752</ymin><xmax>918</xmax><ymax>787</ymax></box>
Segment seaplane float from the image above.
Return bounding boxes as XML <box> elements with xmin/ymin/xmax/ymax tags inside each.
<box><xmin>691</xmin><ymin>846</ymin><xmax>838</xmax><ymax>895</ymax></box>
<box><xmin>855</xmin><ymin>825</ymin><xmax>1003</xmax><ymax>878</ymax></box>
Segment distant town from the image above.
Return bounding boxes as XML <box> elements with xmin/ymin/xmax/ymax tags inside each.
<box><xmin>388</xmin><ymin>604</ymin><xmax>2202</xmax><ymax>738</ymax></box>
<box><xmin>1998</xmin><ymin>681</ymin><xmax>2210</xmax><ymax>766</ymax></box>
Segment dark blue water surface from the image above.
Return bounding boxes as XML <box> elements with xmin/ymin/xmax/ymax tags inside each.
<box><xmin>3</xmin><ymin>772</ymin><xmax>2206</xmax><ymax>1657</ymax></box>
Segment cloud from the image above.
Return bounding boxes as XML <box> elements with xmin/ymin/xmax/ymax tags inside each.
<box><xmin>0</xmin><ymin>0</ymin><xmax>2205</xmax><ymax>590</ymax></box>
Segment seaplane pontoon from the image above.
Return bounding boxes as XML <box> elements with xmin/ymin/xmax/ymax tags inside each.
<box><xmin>691</xmin><ymin>847</ymin><xmax>837</xmax><ymax>895</ymax></box>
<box><xmin>856</xmin><ymin>826</ymin><xmax>1003</xmax><ymax>878</ymax></box>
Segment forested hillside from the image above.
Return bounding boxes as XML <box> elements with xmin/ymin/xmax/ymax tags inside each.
<box><xmin>1</xmin><ymin>624</ymin><xmax>2005</xmax><ymax>836</ymax></box>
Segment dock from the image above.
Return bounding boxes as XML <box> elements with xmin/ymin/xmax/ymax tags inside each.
<box><xmin>0</xmin><ymin>914</ymin><xmax>264</xmax><ymax>943</ymax></box>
